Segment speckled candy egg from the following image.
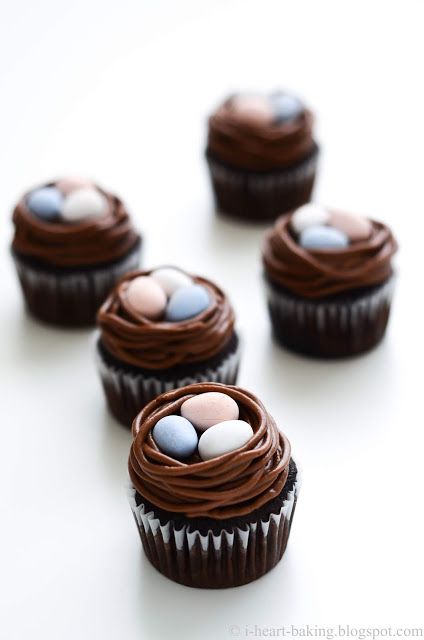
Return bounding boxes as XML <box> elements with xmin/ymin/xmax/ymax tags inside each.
<box><xmin>152</xmin><ymin>415</ymin><xmax>198</xmax><ymax>460</ymax></box>
<box><xmin>329</xmin><ymin>210</ymin><xmax>372</xmax><ymax>242</ymax></box>
<box><xmin>26</xmin><ymin>186</ymin><xmax>63</xmax><ymax>221</ymax></box>
<box><xmin>271</xmin><ymin>92</ymin><xmax>303</xmax><ymax>123</ymax></box>
<box><xmin>56</xmin><ymin>176</ymin><xmax>93</xmax><ymax>195</ymax></box>
<box><xmin>180</xmin><ymin>392</ymin><xmax>239</xmax><ymax>432</ymax></box>
<box><xmin>126</xmin><ymin>276</ymin><xmax>167</xmax><ymax>319</ymax></box>
<box><xmin>300</xmin><ymin>225</ymin><xmax>349</xmax><ymax>250</ymax></box>
<box><xmin>151</xmin><ymin>267</ymin><xmax>193</xmax><ymax>297</ymax></box>
<box><xmin>61</xmin><ymin>187</ymin><xmax>108</xmax><ymax>222</ymax></box>
<box><xmin>166</xmin><ymin>284</ymin><xmax>210</xmax><ymax>322</ymax></box>
<box><xmin>198</xmin><ymin>419</ymin><xmax>253</xmax><ymax>461</ymax></box>
<box><xmin>291</xmin><ymin>203</ymin><xmax>330</xmax><ymax>233</ymax></box>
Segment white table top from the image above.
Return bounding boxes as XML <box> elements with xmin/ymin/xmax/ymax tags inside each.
<box><xmin>1</xmin><ymin>1</ymin><xmax>423</xmax><ymax>638</ymax></box>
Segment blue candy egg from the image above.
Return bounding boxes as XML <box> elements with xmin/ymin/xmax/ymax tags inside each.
<box><xmin>152</xmin><ymin>415</ymin><xmax>198</xmax><ymax>459</ymax></box>
<box><xmin>26</xmin><ymin>187</ymin><xmax>63</xmax><ymax>221</ymax></box>
<box><xmin>300</xmin><ymin>225</ymin><xmax>349</xmax><ymax>250</ymax></box>
<box><xmin>271</xmin><ymin>93</ymin><xmax>303</xmax><ymax>123</ymax></box>
<box><xmin>165</xmin><ymin>284</ymin><xmax>210</xmax><ymax>322</ymax></box>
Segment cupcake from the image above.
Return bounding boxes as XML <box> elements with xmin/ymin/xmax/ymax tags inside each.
<box><xmin>97</xmin><ymin>267</ymin><xmax>241</xmax><ymax>427</ymax></box>
<box><xmin>206</xmin><ymin>91</ymin><xmax>319</xmax><ymax>222</ymax></box>
<box><xmin>128</xmin><ymin>381</ymin><xmax>298</xmax><ymax>588</ymax></box>
<box><xmin>262</xmin><ymin>204</ymin><xmax>398</xmax><ymax>358</ymax></box>
<box><xmin>11</xmin><ymin>177</ymin><xmax>141</xmax><ymax>326</ymax></box>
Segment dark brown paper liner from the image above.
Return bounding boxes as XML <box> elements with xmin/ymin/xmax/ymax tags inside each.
<box><xmin>264</xmin><ymin>275</ymin><xmax>395</xmax><ymax>358</ymax></box>
<box><xmin>12</xmin><ymin>240</ymin><xmax>141</xmax><ymax>327</ymax></box>
<box><xmin>128</xmin><ymin>476</ymin><xmax>299</xmax><ymax>589</ymax></box>
<box><xmin>206</xmin><ymin>145</ymin><xmax>319</xmax><ymax>222</ymax></box>
<box><xmin>96</xmin><ymin>335</ymin><xmax>242</xmax><ymax>428</ymax></box>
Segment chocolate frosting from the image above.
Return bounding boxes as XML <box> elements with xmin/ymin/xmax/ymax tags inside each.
<box><xmin>263</xmin><ymin>213</ymin><xmax>397</xmax><ymax>299</ymax></box>
<box><xmin>12</xmin><ymin>183</ymin><xmax>140</xmax><ymax>268</ymax></box>
<box><xmin>207</xmin><ymin>94</ymin><xmax>316</xmax><ymax>171</ymax></box>
<box><xmin>97</xmin><ymin>269</ymin><xmax>235</xmax><ymax>370</ymax></box>
<box><xmin>129</xmin><ymin>382</ymin><xmax>291</xmax><ymax>519</ymax></box>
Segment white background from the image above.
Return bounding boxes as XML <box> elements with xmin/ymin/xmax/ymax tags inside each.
<box><xmin>1</xmin><ymin>1</ymin><xmax>423</xmax><ymax>639</ymax></box>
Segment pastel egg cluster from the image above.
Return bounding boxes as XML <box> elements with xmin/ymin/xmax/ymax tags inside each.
<box><xmin>26</xmin><ymin>177</ymin><xmax>108</xmax><ymax>223</ymax></box>
<box><xmin>291</xmin><ymin>203</ymin><xmax>372</xmax><ymax>250</ymax></box>
<box><xmin>152</xmin><ymin>392</ymin><xmax>253</xmax><ymax>461</ymax></box>
<box><xmin>125</xmin><ymin>268</ymin><xmax>210</xmax><ymax>323</ymax></box>
<box><xmin>232</xmin><ymin>92</ymin><xmax>303</xmax><ymax>126</ymax></box>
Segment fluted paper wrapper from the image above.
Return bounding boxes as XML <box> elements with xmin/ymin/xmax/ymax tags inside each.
<box><xmin>128</xmin><ymin>478</ymin><xmax>299</xmax><ymax>589</ymax></box>
<box><xmin>265</xmin><ymin>276</ymin><xmax>395</xmax><ymax>358</ymax></box>
<box><xmin>206</xmin><ymin>146</ymin><xmax>318</xmax><ymax>222</ymax></box>
<box><xmin>12</xmin><ymin>243</ymin><xmax>141</xmax><ymax>327</ymax></box>
<box><xmin>96</xmin><ymin>337</ymin><xmax>241</xmax><ymax>428</ymax></box>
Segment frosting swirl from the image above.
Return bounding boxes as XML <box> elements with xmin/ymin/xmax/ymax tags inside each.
<box><xmin>129</xmin><ymin>382</ymin><xmax>291</xmax><ymax>519</ymax></box>
<box><xmin>97</xmin><ymin>269</ymin><xmax>235</xmax><ymax>369</ymax></box>
<box><xmin>207</xmin><ymin>94</ymin><xmax>316</xmax><ymax>171</ymax></box>
<box><xmin>12</xmin><ymin>183</ymin><xmax>140</xmax><ymax>268</ymax></box>
<box><xmin>263</xmin><ymin>212</ymin><xmax>397</xmax><ymax>299</ymax></box>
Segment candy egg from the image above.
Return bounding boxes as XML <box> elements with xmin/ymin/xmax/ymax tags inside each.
<box><xmin>271</xmin><ymin>92</ymin><xmax>303</xmax><ymax>123</ymax></box>
<box><xmin>231</xmin><ymin>94</ymin><xmax>273</xmax><ymax>124</ymax></box>
<box><xmin>126</xmin><ymin>276</ymin><xmax>167</xmax><ymax>319</ymax></box>
<box><xmin>166</xmin><ymin>285</ymin><xmax>210</xmax><ymax>322</ymax></box>
<box><xmin>329</xmin><ymin>210</ymin><xmax>372</xmax><ymax>242</ymax></box>
<box><xmin>56</xmin><ymin>176</ymin><xmax>93</xmax><ymax>195</ymax></box>
<box><xmin>151</xmin><ymin>267</ymin><xmax>193</xmax><ymax>297</ymax></box>
<box><xmin>61</xmin><ymin>187</ymin><xmax>108</xmax><ymax>222</ymax></box>
<box><xmin>300</xmin><ymin>225</ymin><xmax>349</xmax><ymax>250</ymax></box>
<box><xmin>291</xmin><ymin>203</ymin><xmax>330</xmax><ymax>233</ymax></box>
<box><xmin>152</xmin><ymin>415</ymin><xmax>198</xmax><ymax>460</ymax></box>
<box><xmin>198</xmin><ymin>419</ymin><xmax>253</xmax><ymax>461</ymax></box>
<box><xmin>181</xmin><ymin>392</ymin><xmax>239</xmax><ymax>432</ymax></box>
<box><xmin>26</xmin><ymin>186</ymin><xmax>63</xmax><ymax>221</ymax></box>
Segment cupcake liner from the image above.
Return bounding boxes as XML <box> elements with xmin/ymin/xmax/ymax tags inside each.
<box><xmin>206</xmin><ymin>146</ymin><xmax>319</xmax><ymax>222</ymax></box>
<box><xmin>128</xmin><ymin>474</ymin><xmax>299</xmax><ymax>589</ymax></box>
<box><xmin>96</xmin><ymin>335</ymin><xmax>242</xmax><ymax>428</ymax></box>
<box><xmin>12</xmin><ymin>241</ymin><xmax>141</xmax><ymax>327</ymax></box>
<box><xmin>265</xmin><ymin>275</ymin><xmax>395</xmax><ymax>358</ymax></box>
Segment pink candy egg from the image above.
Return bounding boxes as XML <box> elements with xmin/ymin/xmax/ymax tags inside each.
<box><xmin>180</xmin><ymin>392</ymin><xmax>239</xmax><ymax>432</ymax></box>
<box><xmin>329</xmin><ymin>211</ymin><xmax>372</xmax><ymax>242</ymax></box>
<box><xmin>56</xmin><ymin>177</ymin><xmax>93</xmax><ymax>194</ymax></box>
<box><xmin>231</xmin><ymin>95</ymin><xmax>273</xmax><ymax>125</ymax></box>
<box><xmin>126</xmin><ymin>276</ymin><xmax>167</xmax><ymax>319</ymax></box>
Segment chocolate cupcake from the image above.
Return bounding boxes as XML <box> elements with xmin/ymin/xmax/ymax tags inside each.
<box><xmin>97</xmin><ymin>267</ymin><xmax>241</xmax><ymax>427</ymax></box>
<box><xmin>128</xmin><ymin>382</ymin><xmax>298</xmax><ymax>588</ymax></box>
<box><xmin>11</xmin><ymin>178</ymin><xmax>141</xmax><ymax>326</ymax></box>
<box><xmin>206</xmin><ymin>91</ymin><xmax>319</xmax><ymax>222</ymax></box>
<box><xmin>262</xmin><ymin>204</ymin><xmax>398</xmax><ymax>358</ymax></box>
